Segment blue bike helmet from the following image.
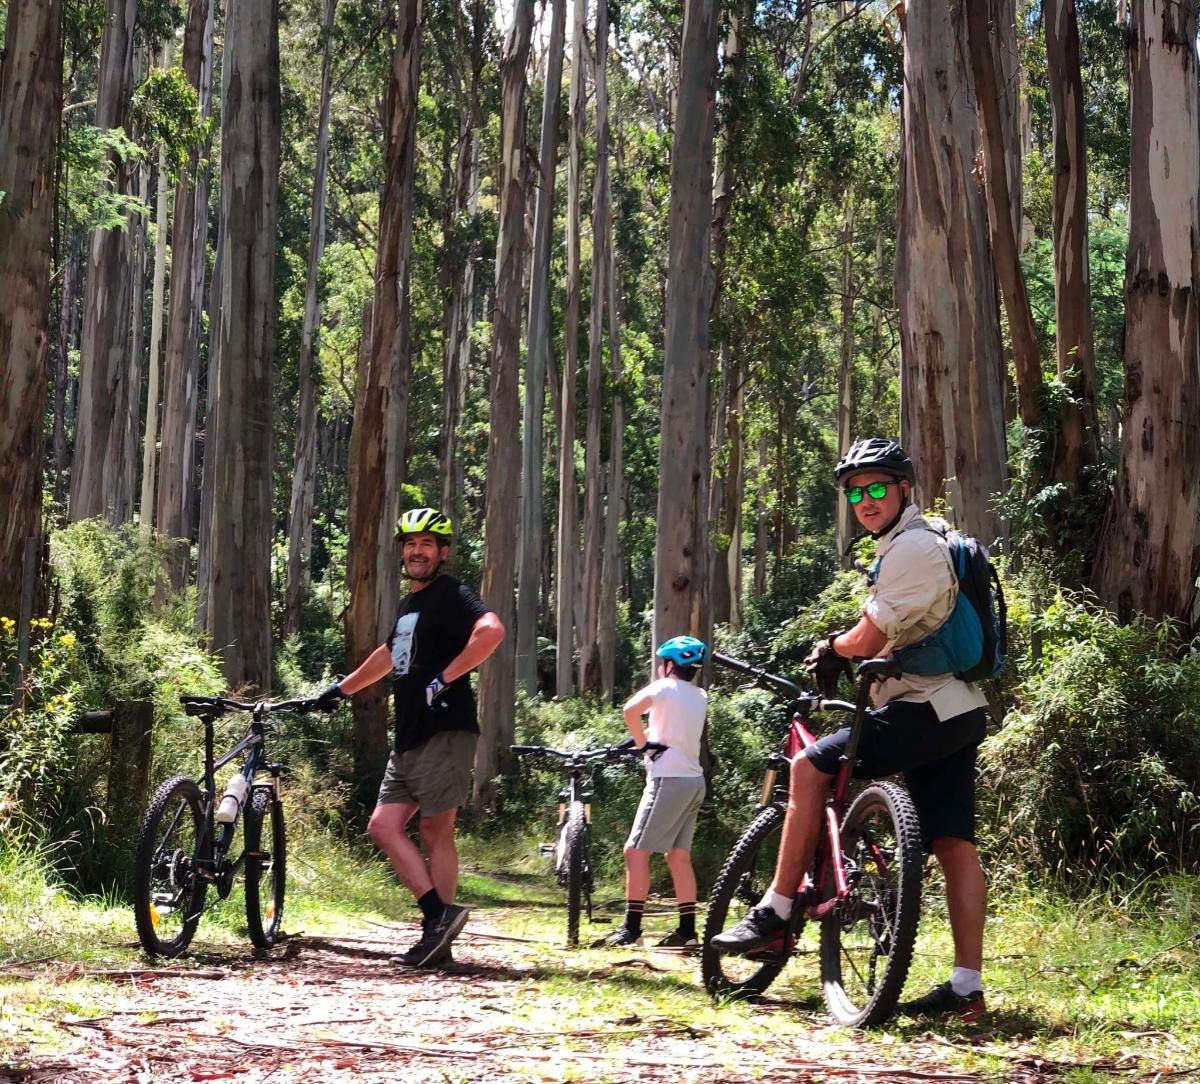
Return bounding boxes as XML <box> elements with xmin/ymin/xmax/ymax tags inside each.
<box><xmin>655</xmin><ymin>636</ymin><xmax>707</xmax><ymax>668</ymax></box>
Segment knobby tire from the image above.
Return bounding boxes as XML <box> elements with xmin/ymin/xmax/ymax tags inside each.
<box><xmin>701</xmin><ymin>803</ymin><xmax>789</xmax><ymax>999</ymax></box>
<box><xmin>133</xmin><ymin>776</ymin><xmax>209</xmax><ymax>958</ymax></box>
<box><xmin>819</xmin><ymin>780</ymin><xmax>923</xmax><ymax>1026</ymax></box>
<box><xmin>564</xmin><ymin>802</ymin><xmax>587</xmax><ymax>948</ymax></box>
<box><xmin>244</xmin><ymin>787</ymin><xmax>286</xmax><ymax>948</ymax></box>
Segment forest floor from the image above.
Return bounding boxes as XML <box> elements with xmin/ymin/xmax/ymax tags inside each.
<box><xmin>3</xmin><ymin>853</ymin><xmax>1199</xmax><ymax>1083</ymax></box>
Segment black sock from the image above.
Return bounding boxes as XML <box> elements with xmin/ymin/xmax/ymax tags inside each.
<box><xmin>678</xmin><ymin>901</ymin><xmax>697</xmax><ymax>939</ymax></box>
<box><xmin>417</xmin><ymin>888</ymin><xmax>445</xmax><ymax>925</ymax></box>
<box><xmin>624</xmin><ymin>899</ymin><xmax>645</xmax><ymax>936</ymax></box>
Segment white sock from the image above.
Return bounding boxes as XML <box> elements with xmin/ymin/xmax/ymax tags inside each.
<box><xmin>757</xmin><ymin>889</ymin><xmax>792</xmax><ymax>920</ymax></box>
<box><xmin>950</xmin><ymin>966</ymin><xmax>982</xmax><ymax>996</ymax></box>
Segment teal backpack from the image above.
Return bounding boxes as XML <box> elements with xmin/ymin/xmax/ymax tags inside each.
<box><xmin>869</xmin><ymin>523</ymin><xmax>1007</xmax><ymax>683</ymax></box>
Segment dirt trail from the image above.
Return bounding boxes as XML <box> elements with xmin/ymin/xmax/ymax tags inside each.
<box><xmin>3</xmin><ymin>917</ymin><xmax>1026</xmax><ymax>1084</ymax></box>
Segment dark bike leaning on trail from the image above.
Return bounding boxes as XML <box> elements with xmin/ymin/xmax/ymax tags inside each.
<box><xmin>701</xmin><ymin>652</ymin><xmax>924</xmax><ymax>1027</ymax></box>
<box><xmin>511</xmin><ymin>740</ymin><xmax>667</xmax><ymax>948</ymax></box>
<box><xmin>133</xmin><ymin>695</ymin><xmax>331</xmax><ymax>958</ymax></box>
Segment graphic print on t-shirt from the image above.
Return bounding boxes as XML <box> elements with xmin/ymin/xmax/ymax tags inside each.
<box><xmin>391</xmin><ymin>612</ymin><xmax>419</xmax><ymax>677</ymax></box>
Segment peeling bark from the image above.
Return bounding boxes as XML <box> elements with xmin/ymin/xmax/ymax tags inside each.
<box><xmin>653</xmin><ymin>0</ymin><xmax>719</xmax><ymax>657</ymax></box>
<box><xmin>896</xmin><ymin>1</ymin><xmax>1008</xmax><ymax>546</ymax></box>
<box><xmin>0</xmin><ymin>0</ymin><xmax>64</xmax><ymax>625</ymax></box>
<box><xmin>204</xmin><ymin>0</ymin><xmax>282</xmax><ymax>692</ymax></box>
<box><xmin>1093</xmin><ymin>0</ymin><xmax>1200</xmax><ymax>629</ymax></box>
<box><xmin>474</xmin><ymin>0</ymin><xmax>535</xmax><ymax>807</ymax></box>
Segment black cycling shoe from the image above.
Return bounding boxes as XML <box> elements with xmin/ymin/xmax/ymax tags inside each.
<box><xmin>899</xmin><ymin>981</ymin><xmax>985</xmax><ymax>1022</ymax></box>
<box><xmin>656</xmin><ymin>929</ymin><xmax>699</xmax><ymax>950</ymax></box>
<box><xmin>594</xmin><ymin>924</ymin><xmax>644</xmax><ymax>948</ymax></box>
<box><xmin>392</xmin><ymin>904</ymin><xmax>469</xmax><ymax>968</ymax></box>
<box><xmin>709</xmin><ymin>905</ymin><xmax>787</xmax><ymax>955</ymax></box>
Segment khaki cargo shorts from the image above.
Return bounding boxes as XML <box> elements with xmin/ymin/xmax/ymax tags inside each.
<box><xmin>377</xmin><ymin>730</ymin><xmax>477</xmax><ymax>817</ymax></box>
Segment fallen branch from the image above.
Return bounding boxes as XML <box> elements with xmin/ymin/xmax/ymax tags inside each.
<box><xmin>0</xmin><ymin>953</ymin><xmax>65</xmax><ymax>970</ymax></box>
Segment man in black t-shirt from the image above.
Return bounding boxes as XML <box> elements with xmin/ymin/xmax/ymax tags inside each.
<box><xmin>315</xmin><ymin>507</ymin><xmax>504</xmax><ymax>967</ymax></box>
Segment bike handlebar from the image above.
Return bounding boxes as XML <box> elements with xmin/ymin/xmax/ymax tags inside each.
<box><xmin>179</xmin><ymin>695</ymin><xmax>333</xmax><ymax>718</ymax></box>
<box><xmin>711</xmin><ymin>651</ymin><xmax>809</xmax><ymax>701</ymax></box>
<box><xmin>510</xmin><ymin>740</ymin><xmax>669</xmax><ymax>765</ymax></box>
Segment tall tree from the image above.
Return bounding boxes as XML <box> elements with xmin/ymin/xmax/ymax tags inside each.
<box><xmin>516</xmin><ymin>0</ymin><xmax>566</xmax><ymax>696</ymax></box>
<box><xmin>1093</xmin><ymin>0</ymin><xmax>1200</xmax><ymax>628</ymax></box>
<box><xmin>474</xmin><ymin>0</ymin><xmax>534</xmax><ymax>805</ymax></box>
<box><xmin>653</xmin><ymin>0</ymin><xmax>720</xmax><ymax>653</ymax></box>
<box><xmin>896</xmin><ymin>2</ymin><xmax>1007</xmax><ymax>545</ymax></box>
<box><xmin>966</xmin><ymin>0</ymin><xmax>1041</xmax><ymax>433</ymax></box>
<box><xmin>554</xmin><ymin>0</ymin><xmax>587</xmax><ymax>698</ymax></box>
<box><xmin>157</xmin><ymin>0</ymin><xmax>216</xmax><ymax>590</ymax></box>
<box><xmin>70</xmin><ymin>0</ymin><xmax>139</xmax><ymax>524</ymax></box>
<box><xmin>1045</xmin><ymin>0</ymin><xmax>1100</xmax><ymax>486</ymax></box>
<box><xmin>580</xmin><ymin>0</ymin><xmax>613</xmax><ymax>695</ymax></box>
<box><xmin>345</xmin><ymin>0</ymin><xmax>423</xmax><ymax>804</ymax></box>
<box><xmin>204</xmin><ymin>0</ymin><xmax>282</xmax><ymax>691</ymax></box>
<box><xmin>284</xmin><ymin>0</ymin><xmax>338</xmax><ymax>638</ymax></box>
<box><xmin>0</xmin><ymin>0</ymin><xmax>64</xmax><ymax>626</ymax></box>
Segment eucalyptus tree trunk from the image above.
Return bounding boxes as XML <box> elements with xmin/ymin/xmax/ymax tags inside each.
<box><xmin>834</xmin><ymin>193</ymin><xmax>856</xmax><ymax>564</ymax></box>
<box><xmin>555</xmin><ymin>0</ymin><xmax>588</xmax><ymax>699</ymax></box>
<box><xmin>753</xmin><ymin>429</ymin><xmax>767</xmax><ymax>597</ymax></box>
<box><xmin>1045</xmin><ymin>0</ymin><xmax>1100</xmax><ymax>487</ymax></box>
<box><xmin>0</xmin><ymin>0</ymin><xmax>64</xmax><ymax>625</ymax></box>
<box><xmin>516</xmin><ymin>0</ymin><xmax>566</xmax><ymax>697</ymax></box>
<box><xmin>140</xmin><ymin>43</ymin><xmax>173</xmax><ymax>540</ymax></box>
<box><xmin>52</xmin><ymin>242</ymin><xmax>81</xmax><ymax>510</ymax></box>
<box><xmin>653</xmin><ymin>0</ymin><xmax>720</xmax><ymax>656</ymax></box>
<box><xmin>896</xmin><ymin>1</ymin><xmax>1007</xmax><ymax>546</ymax></box>
<box><xmin>204</xmin><ymin>0</ymin><xmax>282</xmax><ymax>692</ymax></box>
<box><xmin>580</xmin><ymin>0</ymin><xmax>613</xmax><ymax>695</ymax></box>
<box><xmin>70</xmin><ymin>0</ymin><xmax>138</xmax><ymax>524</ymax></box>
<box><xmin>474</xmin><ymin>0</ymin><xmax>535</xmax><ymax>807</ymax></box>
<box><xmin>598</xmin><ymin>62</ymin><xmax>623</xmax><ymax>700</ymax></box>
<box><xmin>724</xmin><ymin>358</ymin><xmax>744</xmax><ymax>631</ymax></box>
<box><xmin>158</xmin><ymin>0</ymin><xmax>216</xmax><ymax>591</ymax></box>
<box><xmin>194</xmin><ymin>216</ymin><xmax>223</xmax><ymax>635</ymax></box>
<box><xmin>966</xmin><ymin>0</ymin><xmax>1041</xmax><ymax>433</ymax></box>
<box><xmin>992</xmin><ymin>0</ymin><xmax>1022</xmax><ymax>243</ymax></box>
<box><xmin>1093</xmin><ymin>0</ymin><xmax>1200</xmax><ymax>629</ymax></box>
<box><xmin>346</xmin><ymin>0</ymin><xmax>423</xmax><ymax>805</ymax></box>
<box><xmin>284</xmin><ymin>0</ymin><xmax>338</xmax><ymax>638</ymax></box>
<box><xmin>124</xmin><ymin>149</ymin><xmax>150</xmax><ymax>526</ymax></box>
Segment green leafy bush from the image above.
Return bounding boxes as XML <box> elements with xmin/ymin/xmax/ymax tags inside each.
<box><xmin>980</xmin><ymin>593</ymin><xmax>1200</xmax><ymax>880</ymax></box>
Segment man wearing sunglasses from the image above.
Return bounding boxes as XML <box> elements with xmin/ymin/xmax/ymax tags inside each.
<box><xmin>710</xmin><ymin>437</ymin><xmax>991</xmax><ymax>1021</ymax></box>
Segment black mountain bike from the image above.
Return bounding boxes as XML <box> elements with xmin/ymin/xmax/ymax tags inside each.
<box><xmin>511</xmin><ymin>740</ymin><xmax>666</xmax><ymax>947</ymax></box>
<box><xmin>133</xmin><ymin>695</ymin><xmax>326</xmax><ymax>958</ymax></box>
<box><xmin>701</xmin><ymin>653</ymin><xmax>924</xmax><ymax>1027</ymax></box>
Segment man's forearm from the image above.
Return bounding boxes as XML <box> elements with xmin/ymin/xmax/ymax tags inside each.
<box><xmin>442</xmin><ymin>614</ymin><xmax>505</xmax><ymax>683</ymax></box>
<box><xmin>339</xmin><ymin>644</ymin><xmax>393</xmax><ymax>695</ymax></box>
<box><xmin>834</xmin><ymin>613</ymin><xmax>887</xmax><ymax>659</ymax></box>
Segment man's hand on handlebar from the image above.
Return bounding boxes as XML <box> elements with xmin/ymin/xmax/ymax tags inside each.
<box><xmin>805</xmin><ymin>633</ymin><xmax>853</xmax><ymax>700</ymax></box>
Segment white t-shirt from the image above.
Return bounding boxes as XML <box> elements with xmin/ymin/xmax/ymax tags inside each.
<box><xmin>636</xmin><ymin>677</ymin><xmax>707</xmax><ymax>779</ymax></box>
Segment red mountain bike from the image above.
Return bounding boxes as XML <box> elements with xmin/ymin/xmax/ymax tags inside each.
<box><xmin>701</xmin><ymin>652</ymin><xmax>924</xmax><ymax>1026</ymax></box>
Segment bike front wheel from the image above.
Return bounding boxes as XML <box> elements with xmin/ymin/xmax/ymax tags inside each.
<box><xmin>244</xmin><ymin>786</ymin><xmax>286</xmax><ymax>948</ymax></box>
<box><xmin>819</xmin><ymin>780</ymin><xmax>923</xmax><ymax>1027</ymax></box>
<box><xmin>133</xmin><ymin>775</ymin><xmax>209</xmax><ymax>958</ymax></box>
<box><xmin>701</xmin><ymin>803</ymin><xmax>790</xmax><ymax>1000</ymax></box>
<box><xmin>564</xmin><ymin>801</ymin><xmax>587</xmax><ymax>948</ymax></box>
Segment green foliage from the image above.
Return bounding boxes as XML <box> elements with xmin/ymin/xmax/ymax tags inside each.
<box><xmin>60</xmin><ymin>124</ymin><xmax>148</xmax><ymax>234</ymax></box>
<box><xmin>981</xmin><ymin>592</ymin><xmax>1200</xmax><ymax>881</ymax></box>
<box><xmin>128</xmin><ymin>65</ymin><xmax>210</xmax><ymax>174</ymax></box>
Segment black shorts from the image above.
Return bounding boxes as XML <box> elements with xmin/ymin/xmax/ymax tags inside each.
<box><xmin>803</xmin><ymin>701</ymin><xmax>987</xmax><ymax>848</ymax></box>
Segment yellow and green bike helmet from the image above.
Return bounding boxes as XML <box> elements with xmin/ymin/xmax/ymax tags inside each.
<box><xmin>397</xmin><ymin>507</ymin><xmax>453</xmax><ymax>540</ymax></box>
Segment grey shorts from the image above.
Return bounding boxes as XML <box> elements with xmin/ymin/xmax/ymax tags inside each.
<box><xmin>625</xmin><ymin>776</ymin><xmax>706</xmax><ymax>854</ymax></box>
<box><xmin>377</xmin><ymin>730</ymin><xmax>477</xmax><ymax>817</ymax></box>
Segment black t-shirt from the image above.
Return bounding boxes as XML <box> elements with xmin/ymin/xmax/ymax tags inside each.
<box><xmin>386</xmin><ymin>573</ymin><xmax>492</xmax><ymax>752</ymax></box>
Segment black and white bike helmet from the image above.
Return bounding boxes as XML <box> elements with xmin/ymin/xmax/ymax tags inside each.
<box><xmin>834</xmin><ymin>438</ymin><xmax>915</xmax><ymax>484</ymax></box>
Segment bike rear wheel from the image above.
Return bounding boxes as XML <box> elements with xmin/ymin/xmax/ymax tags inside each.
<box><xmin>819</xmin><ymin>781</ymin><xmax>923</xmax><ymax>1026</ymax></box>
<box><xmin>701</xmin><ymin>803</ymin><xmax>790</xmax><ymax>999</ymax></box>
<box><xmin>133</xmin><ymin>776</ymin><xmax>209</xmax><ymax>958</ymax></box>
<box><xmin>564</xmin><ymin>801</ymin><xmax>587</xmax><ymax>947</ymax></box>
<box><xmin>244</xmin><ymin>786</ymin><xmax>286</xmax><ymax>948</ymax></box>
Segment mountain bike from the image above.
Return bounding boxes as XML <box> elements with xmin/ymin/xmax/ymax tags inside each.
<box><xmin>701</xmin><ymin>652</ymin><xmax>923</xmax><ymax>1027</ymax></box>
<box><xmin>511</xmin><ymin>739</ymin><xmax>666</xmax><ymax>948</ymax></box>
<box><xmin>133</xmin><ymin>694</ymin><xmax>327</xmax><ymax>958</ymax></box>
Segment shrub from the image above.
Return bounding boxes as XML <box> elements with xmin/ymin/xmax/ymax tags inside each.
<box><xmin>980</xmin><ymin>592</ymin><xmax>1200</xmax><ymax>880</ymax></box>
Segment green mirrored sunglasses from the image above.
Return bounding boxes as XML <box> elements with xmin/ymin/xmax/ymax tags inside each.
<box><xmin>844</xmin><ymin>479</ymin><xmax>902</xmax><ymax>504</ymax></box>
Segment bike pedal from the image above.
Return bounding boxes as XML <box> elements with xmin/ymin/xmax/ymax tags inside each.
<box><xmin>537</xmin><ymin>843</ymin><xmax>555</xmax><ymax>856</ymax></box>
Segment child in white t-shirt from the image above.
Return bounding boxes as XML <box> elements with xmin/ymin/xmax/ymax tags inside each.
<box><xmin>606</xmin><ymin>637</ymin><xmax>708</xmax><ymax>948</ymax></box>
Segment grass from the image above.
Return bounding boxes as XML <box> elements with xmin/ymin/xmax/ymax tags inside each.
<box><xmin>2</xmin><ymin>823</ymin><xmax>1199</xmax><ymax>1081</ymax></box>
